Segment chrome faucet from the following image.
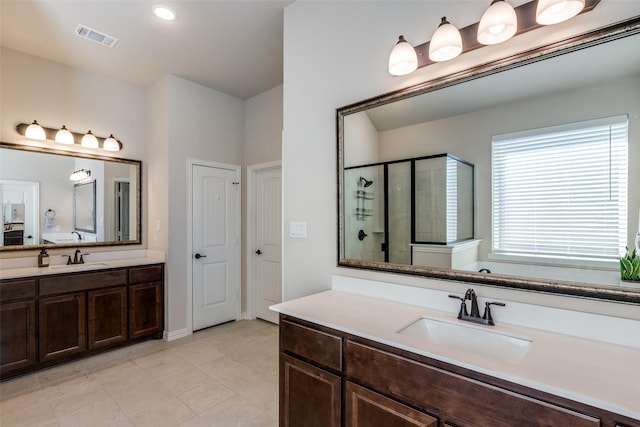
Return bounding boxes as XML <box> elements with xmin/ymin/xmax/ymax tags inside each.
<box><xmin>449</xmin><ymin>288</ymin><xmax>505</xmax><ymax>326</ymax></box>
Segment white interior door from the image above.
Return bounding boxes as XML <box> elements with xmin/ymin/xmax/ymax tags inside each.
<box><xmin>192</xmin><ymin>163</ymin><xmax>240</xmax><ymax>331</ymax></box>
<box><xmin>253</xmin><ymin>166</ymin><xmax>282</xmax><ymax>323</ymax></box>
<box><xmin>1</xmin><ymin>180</ymin><xmax>39</xmax><ymax>246</ymax></box>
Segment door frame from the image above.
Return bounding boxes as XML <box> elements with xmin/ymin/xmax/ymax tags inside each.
<box><xmin>187</xmin><ymin>158</ymin><xmax>242</xmax><ymax>334</ymax></box>
<box><xmin>246</xmin><ymin>160</ymin><xmax>282</xmax><ymax>320</ymax></box>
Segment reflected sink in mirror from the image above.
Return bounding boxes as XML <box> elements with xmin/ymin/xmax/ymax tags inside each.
<box><xmin>398</xmin><ymin>316</ymin><xmax>532</xmax><ymax>364</ymax></box>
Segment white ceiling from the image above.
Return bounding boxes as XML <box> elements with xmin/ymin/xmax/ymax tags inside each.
<box><xmin>0</xmin><ymin>0</ymin><xmax>293</xmax><ymax>100</ymax></box>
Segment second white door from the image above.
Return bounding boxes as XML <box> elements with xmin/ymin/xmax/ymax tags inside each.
<box><xmin>192</xmin><ymin>163</ymin><xmax>240</xmax><ymax>331</ymax></box>
<box><xmin>253</xmin><ymin>165</ymin><xmax>282</xmax><ymax>323</ymax></box>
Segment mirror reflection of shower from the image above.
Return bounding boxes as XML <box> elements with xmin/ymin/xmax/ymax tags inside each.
<box><xmin>359</xmin><ymin>176</ymin><xmax>373</xmax><ymax>187</ymax></box>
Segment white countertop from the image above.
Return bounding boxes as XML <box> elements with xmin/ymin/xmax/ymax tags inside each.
<box><xmin>0</xmin><ymin>250</ymin><xmax>165</xmax><ymax>280</ymax></box>
<box><xmin>271</xmin><ymin>290</ymin><xmax>640</xmax><ymax>421</ymax></box>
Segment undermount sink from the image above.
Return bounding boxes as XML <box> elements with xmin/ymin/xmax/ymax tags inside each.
<box><xmin>49</xmin><ymin>262</ymin><xmax>108</xmax><ymax>270</ymax></box>
<box><xmin>398</xmin><ymin>316</ymin><xmax>532</xmax><ymax>364</ymax></box>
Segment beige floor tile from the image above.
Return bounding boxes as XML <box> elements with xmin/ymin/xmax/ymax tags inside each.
<box><xmin>177</xmin><ymin>379</ymin><xmax>236</xmax><ymax>415</ymax></box>
<box><xmin>0</xmin><ymin>400</ymin><xmax>58</xmax><ymax>427</ymax></box>
<box><xmin>37</xmin><ymin>362</ymin><xmax>91</xmax><ymax>387</ymax></box>
<box><xmin>128</xmin><ymin>395</ymin><xmax>198</xmax><ymax>427</ymax></box>
<box><xmin>142</xmin><ymin>353</ymin><xmax>195</xmax><ymax>381</ymax></box>
<box><xmin>170</xmin><ymin>339</ymin><xmax>226</xmax><ymax>366</ymax></box>
<box><xmin>158</xmin><ymin>367</ymin><xmax>214</xmax><ymax>396</ymax></box>
<box><xmin>198</xmin><ymin>395</ymin><xmax>263</xmax><ymax>427</ymax></box>
<box><xmin>49</xmin><ymin>386</ymin><xmax>119</xmax><ymax>419</ymax></box>
<box><xmin>54</xmin><ymin>403</ymin><xmax>132</xmax><ymax>427</ymax></box>
<box><xmin>109</xmin><ymin>380</ymin><xmax>173</xmax><ymax>417</ymax></box>
<box><xmin>100</xmin><ymin>364</ymin><xmax>158</xmax><ymax>397</ymax></box>
<box><xmin>0</xmin><ymin>373</ymin><xmax>42</xmax><ymax>401</ymax></box>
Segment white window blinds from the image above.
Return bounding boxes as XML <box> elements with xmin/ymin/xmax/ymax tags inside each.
<box><xmin>492</xmin><ymin>115</ymin><xmax>628</xmax><ymax>261</ymax></box>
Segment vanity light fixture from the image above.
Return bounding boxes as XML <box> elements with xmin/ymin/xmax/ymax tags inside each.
<box><xmin>81</xmin><ymin>130</ymin><xmax>99</xmax><ymax>149</ymax></box>
<box><xmin>388</xmin><ymin>0</ymin><xmax>599</xmax><ymax>76</ymax></box>
<box><xmin>477</xmin><ymin>0</ymin><xmax>518</xmax><ymax>45</ymax></box>
<box><xmin>25</xmin><ymin>120</ymin><xmax>46</xmax><ymax>141</ymax></box>
<box><xmin>70</xmin><ymin>169</ymin><xmax>91</xmax><ymax>182</ymax></box>
<box><xmin>428</xmin><ymin>17</ymin><xmax>463</xmax><ymax>62</ymax></box>
<box><xmin>55</xmin><ymin>125</ymin><xmax>75</xmax><ymax>145</ymax></box>
<box><xmin>152</xmin><ymin>4</ymin><xmax>177</xmax><ymax>21</ymax></box>
<box><xmin>389</xmin><ymin>35</ymin><xmax>418</xmax><ymax>76</ymax></box>
<box><xmin>16</xmin><ymin>122</ymin><xmax>124</xmax><ymax>152</ymax></box>
<box><xmin>536</xmin><ymin>0</ymin><xmax>585</xmax><ymax>25</ymax></box>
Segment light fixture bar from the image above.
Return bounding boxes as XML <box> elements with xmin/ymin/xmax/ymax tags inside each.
<box><xmin>411</xmin><ymin>0</ymin><xmax>600</xmax><ymax>69</ymax></box>
<box><xmin>16</xmin><ymin>122</ymin><xmax>123</xmax><ymax>151</ymax></box>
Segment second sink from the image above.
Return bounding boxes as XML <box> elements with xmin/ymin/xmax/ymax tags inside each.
<box><xmin>398</xmin><ymin>316</ymin><xmax>532</xmax><ymax>364</ymax></box>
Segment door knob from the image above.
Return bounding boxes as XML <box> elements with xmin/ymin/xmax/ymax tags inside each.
<box><xmin>255</xmin><ymin>249</ymin><xmax>262</xmax><ymax>255</ymax></box>
<box><xmin>194</xmin><ymin>253</ymin><xmax>207</xmax><ymax>259</ymax></box>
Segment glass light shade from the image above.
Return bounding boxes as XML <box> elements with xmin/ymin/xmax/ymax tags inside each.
<box><xmin>388</xmin><ymin>35</ymin><xmax>418</xmax><ymax>76</ymax></box>
<box><xmin>25</xmin><ymin>120</ymin><xmax>46</xmax><ymax>140</ymax></box>
<box><xmin>103</xmin><ymin>134</ymin><xmax>121</xmax><ymax>151</ymax></box>
<box><xmin>55</xmin><ymin>125</ymin><xmax>75</xmax><ymax>145</ymax></box>
<box><xmin>70</xmin><ymin>169</ymin><xmax>91</xmax><ymax>181</ymax></box>
<box><xmin>429</xmin><ymin>17</ymin><xmax>463</xmax><ymax>62</ymax></box>
<box><xmin>536</xmin><ymin>0</ymin><xmax>585</xmax><ymax>25</ymax></box>
<box><xmin>81</xmin><ymin>130</ymin><xmax>99</xmax><ymax>148</ymax></box>
<box><xmin>477</xmin><ymin>0</ymin><xmax>517</xmax><ymax>45</ymax></box>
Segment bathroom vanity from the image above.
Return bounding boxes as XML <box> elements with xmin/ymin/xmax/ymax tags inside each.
<box><xmin>0</xmin><ymin>258</ymin><xmax>164</xmax><ymax>380</ymax></box>
<box><xmin>273</xmin><ymin>290</ymin><xmax>640</xmax><ymax>427</ymax></box>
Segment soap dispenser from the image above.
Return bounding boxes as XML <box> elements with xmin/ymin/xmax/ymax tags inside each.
<box><xmin>38</xmin><ymin>248</ymin><xmax>50</xmax><ymax>268</ymax></box>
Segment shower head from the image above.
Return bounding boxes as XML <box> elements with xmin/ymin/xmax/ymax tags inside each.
<box><xmin>359</xmin><ymin>176</ymin><xmax>373</xmax><ymax>187</ymax></box>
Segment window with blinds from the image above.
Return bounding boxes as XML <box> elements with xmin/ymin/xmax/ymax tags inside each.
<box><xmin>492</xmin><ymin>115</ymin><xmax>628</xmax><ymax>261</ymax></box>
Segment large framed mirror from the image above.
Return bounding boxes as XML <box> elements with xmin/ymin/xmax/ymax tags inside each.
<box><xmin>338</xmin><ymin>17</ymin><xmax>640</xmax><ymax>304</ymax></box>
<box><xmin>0</xmin><ymin>142</ymin><xmax>141</xmax><ymax>250</ymax></box>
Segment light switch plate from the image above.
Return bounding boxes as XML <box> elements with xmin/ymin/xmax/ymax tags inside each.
<box><xmin>289</xmin><ymin>221</ymin><xmax>307</xmax><ymax>238</ymax></box>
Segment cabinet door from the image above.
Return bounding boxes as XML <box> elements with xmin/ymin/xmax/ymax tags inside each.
<box><xmin>88</xmin><ymin>287</ymin><xmax>127</xmax><ymax>350</ymax></box>
<box><xmin>0</xmin><ymin>300</ymin><xmax>36</xmax><ymax>374</ymax></box>
<box><xmin>280</xmin><ymin>354</ymin><xmax>341</xmax><ymax>427</ymax></box>
<box><xmin>346</xmin><ymin>381</ymin><xmax>438</xmax><ymax>427</ymax></box>
<box><xmin>39</xmin><ymin>293</ymin><xmax>86</xmax><ymax>362</ymax></box>
<box><xmin>129</xmin><ymin>282</ymin><xmax>163</xmax><ymax>339</ymax></box>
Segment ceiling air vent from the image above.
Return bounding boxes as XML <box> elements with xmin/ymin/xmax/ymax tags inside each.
<box><xmin>75</xmin><ymin>25</ymin><xmax>118</xmax><ymax>48</ymax></box>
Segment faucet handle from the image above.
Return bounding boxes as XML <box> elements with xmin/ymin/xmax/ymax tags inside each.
<box><xmin>448</xmin><ymin>295</ymin><xmax>469</xmax><ymax>319</ymax></box>
<box><xmin>482</xmin><ymin>301</ymin><xmax>506</xmax><ymax>325</ymax></box>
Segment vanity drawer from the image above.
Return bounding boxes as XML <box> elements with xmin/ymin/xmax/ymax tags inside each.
<box><xmin>281</xmin><ymin>319</ymin><xmax>342</xmax><ymax>372</ymax></box>
<box><xmin>129</xmin><ymin>265</ymin><xmax>163</xmax><ymax>284</ymax></box>
<box><xmin>346</xmin><ymin>340</ymin><xmax>600</xmax><ymax>427</ymax></box>
<box><xmin>40</xmin><ymin>269</ymin><xmax>127</xmax><ymax>296</ymax></box>
<box><xmin>0</xmin><ymin>279</ymin><xmax>36</xmax><ymax>302</ymax></box>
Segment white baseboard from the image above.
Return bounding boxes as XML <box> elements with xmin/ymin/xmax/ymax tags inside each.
<box><xmin>163</xmin><ymin>328</ymin><xmax>191</xmax><ymax>342</ymax></box>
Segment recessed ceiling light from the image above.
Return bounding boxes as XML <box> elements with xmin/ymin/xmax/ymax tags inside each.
<box><xmin>152</xmin><ymin>5</ymin><xmax>177</xmax><ymax>21</ymax></box>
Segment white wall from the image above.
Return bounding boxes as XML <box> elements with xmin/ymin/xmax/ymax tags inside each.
<box><xmin>282</xmin><ymin>1</ymin><xmax>640</xmax><ymax>316</ymax></box>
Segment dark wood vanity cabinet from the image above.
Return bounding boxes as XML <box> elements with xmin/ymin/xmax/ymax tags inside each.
<box><xmin>0</xmin><ymin>263</ymin><xmax>164</xmax><ymax>379</ymax></box>
<box><xmin>279</xmin><ymin>314</ymin><xmax>640</xmax><ymax>427</ymax></box>
<box><xmin>0</xmin><ymin>279</ymin><xmax>36</xmax><ymax>373</ymax></box>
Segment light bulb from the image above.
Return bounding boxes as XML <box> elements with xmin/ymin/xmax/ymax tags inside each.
<box><xmin>152</xmin><ymin>5</ymin><xmax>177</xmax><ymax>21</ymax></box>
<box><xmin>478</xmin><ymin>0</ymin><xmax>517</xmax><ymax>45</ymax></box>
<box><xmin>70</xmin><ymin>169</ymin><xmax>91</xmax><ymax>181</ymax></box>
<box><xmin>25</xmin><ymin>120</ymin><xmax>46</xmax><ymax>140</ymax></box>
<box><xmin>81</xmin><ymin>130</ymin><xmax>99</xmax><ymax>148</ymax></box>
<box><xmin>55</xmin><ymin>125</ymin><xmax>75</xmax><ymax>145</ymax></box>
<box><xmin>429</xmin><ymin>17</ymin><xmax>462</xmax><ymax>62</ymax></box>
<box><xmin>388</xmin><ymin>35</ymin><xmax>418</xmax><ymax>76</ymax></box>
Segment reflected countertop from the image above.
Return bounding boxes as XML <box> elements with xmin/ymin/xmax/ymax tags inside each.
<box><xmin>0</xmin><ymin>249</ymin><xmax>165</xmax><ymax>280</ymax></box>
<box><xmin>271</xmin><ymin>290</ymin><xmax>640</xmax><ymax>421</ymax></box>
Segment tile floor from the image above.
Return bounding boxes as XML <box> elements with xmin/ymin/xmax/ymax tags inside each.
<box><xmin>0</xmin><ymin>320</ymin><xmax>279</xmax><ymax>427</ymax></box>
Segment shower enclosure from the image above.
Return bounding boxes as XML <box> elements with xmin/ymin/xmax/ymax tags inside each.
<box><xmin>344</xmin><ymin>153</ymin><xmax>474</xmax><ymax>265</ymax></box>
